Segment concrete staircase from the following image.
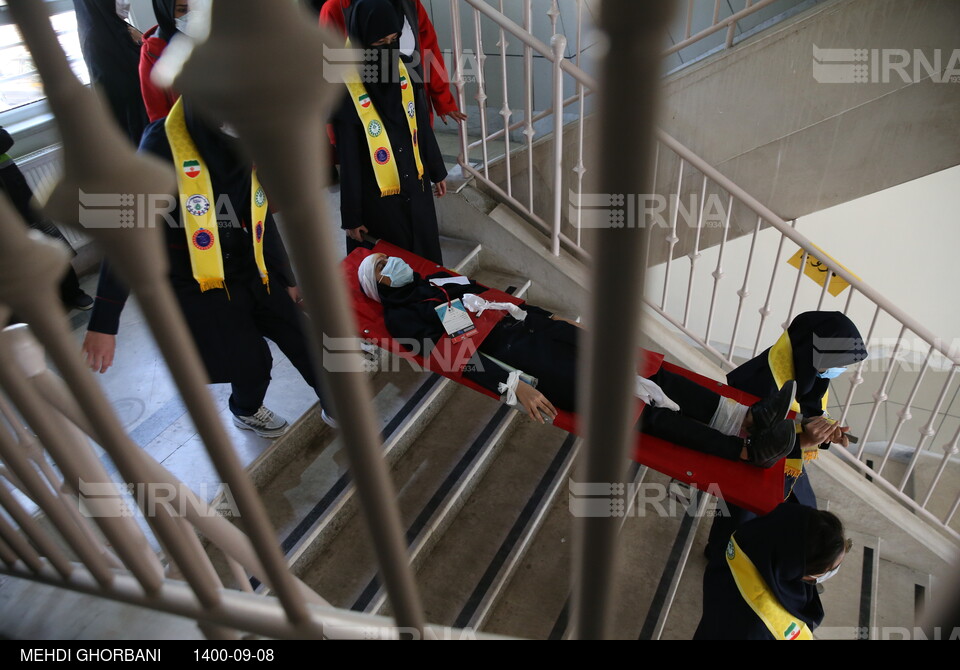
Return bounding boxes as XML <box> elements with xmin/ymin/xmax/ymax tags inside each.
<box><xmin>203</xmin><ymin>217</ymin><xmax>954</xmax><ymax>639</ymax></box>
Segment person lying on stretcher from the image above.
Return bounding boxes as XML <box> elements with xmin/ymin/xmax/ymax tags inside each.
<box><xmin>359</xmin><ymin>253</ymin><xmax>799</xmax><ymax>469</ymax></box>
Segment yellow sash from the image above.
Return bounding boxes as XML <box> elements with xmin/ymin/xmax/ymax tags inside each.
<box><xmin>768</xmin><ymin>331</ymin><xmax>828</xmax><ymax>478</ymax></box>
<box><xmin>165</xmin><ymin>99</ymin><xmax>269</xmax><ymax>292</ymax></box>
<box><xmin>726</xmin><ymin>536</ymin><xmax>813</xmax><ymax>640</ymax></box>
<box><xmin>343</xmin><ymin>43</ymin><xmax>424</xmax><ymax>197</ymax></box>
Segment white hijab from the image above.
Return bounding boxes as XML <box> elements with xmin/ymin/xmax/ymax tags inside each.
<box><xmin>358</xmin><ymin>254</ymin><xmax>381</xmax><ymax>303</ymax></box>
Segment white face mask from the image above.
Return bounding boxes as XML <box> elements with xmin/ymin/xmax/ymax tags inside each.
<box><xmin>175</xmin><ymin>12</ymin><xmax>192</xmax><ymax>33</ymax></box>
<box><xmin>813</xmin><ymin>565</ymin><xmax>840</xmax><ymax>584</ymax></box>
<box><xmin>116</xmin><ymin>0</ymin><xmax>132</xmax><ymax>20</ymax></box>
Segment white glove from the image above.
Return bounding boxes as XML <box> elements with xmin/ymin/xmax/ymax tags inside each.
<box><xmin>463</xmin><ymin>294</ymin><xmax>527</xmax><ymax>322</ymax></box>
<box><xmin>635</xmin><ymin>376</ymin><xmax>681</xmax><ymax>412</ymax></box>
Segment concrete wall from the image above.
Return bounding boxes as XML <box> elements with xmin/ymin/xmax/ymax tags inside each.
<box><xmin>659</xmin><ymin>0</ymin><xmax>960</xmax><ymax>220</ymax></box>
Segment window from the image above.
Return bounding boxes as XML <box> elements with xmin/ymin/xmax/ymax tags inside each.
<box><xmin>0</xmin><ymin>0</ymin><xmax>90</xmax><ymax>114</ymax></box>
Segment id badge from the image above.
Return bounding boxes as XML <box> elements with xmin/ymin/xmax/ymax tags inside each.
<box><xmin>435</xmin><ymin>298</ymin><xmax>476</xmax><ymax>343</ymax></box>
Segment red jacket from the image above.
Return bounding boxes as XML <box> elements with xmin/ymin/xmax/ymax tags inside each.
<box><xmin>319</xmin><ymin>0</ymin><xmax>460</xmax><ymax>120</ymax></box>
<box><xmin>139</xmin><ymin>26</ymin><xmax>180</xmax><ymax>123</ymax></box>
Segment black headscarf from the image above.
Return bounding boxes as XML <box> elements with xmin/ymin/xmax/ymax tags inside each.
<box><xmin>152</xmin><ymin>0</ymin><xmax>179</xmax><ymax>43</ymax></box>
<box><xmin>728</xmin><ymin>311</ymin><xmax>867</xmax><ymax>418</ymax></box>
<box><xmin>342</xmin><ymin>0</ymin><xmax>406</xmax><ymax>129</ymax></box>
<box><xmin>73</xmin><ymin>0</ymin><xmax>148</xmax><ymax>143</ymax></box>
<box><xmin>695</xmin><ymin>503</ymin><xmax>827</xmax><ymax>639</ymax></box>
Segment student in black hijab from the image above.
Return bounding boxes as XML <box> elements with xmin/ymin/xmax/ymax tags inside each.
<box><xmin>729</xmin><ymin>311</ymin><xmax>867</xmax><ymax>420</ymax></box>
<box><xmin>695</xmin><ymin>504</ymin><xmax>850</xmax><ymax>640</ymax></box>
<box><xmin>82</xmin><ymin>100</ymin><xmax>335</xmax><ymax>435</ymax></box>
<box><xmin>72</xmin><ymin>0</ymin><xmax>149</xmax><ymax>144</ymax></box>
<box><xmin>0</xmin><ymin>127</ymin><xmax>93</xmax><ymax>312</ymax></box>
<box><xmin>706</xmin><ymin>311</ymin><xmax>867</xmax><ymax>558</ymax></box>
<box><xmin>333</xmin><ymin>0</ymin><xmax>448</xmax><ymax>264</ymax></box>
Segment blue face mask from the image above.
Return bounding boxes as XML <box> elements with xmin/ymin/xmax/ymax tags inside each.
<box><xmin>381</xmin><ymin>257</ymin><xmax>414</xmax><ymax>288</ymax></box>
<box><xmin>817</xmin><ymin>367</ymin><xmax>847</xmax><ymax>380</ymax></box>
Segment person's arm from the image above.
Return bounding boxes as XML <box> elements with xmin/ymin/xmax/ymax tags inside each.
<box><xmin>333</xmin><ymin>116</ymin><xmax>367</xmax><ymax>239</ymax></box>
<box><xmin>462</xmin><ymin>354</ymin><xmax>558</xmax><ymax>424</ymax></box>
<box><xmin>417</xmin><ymin>117</ymin><xmax>448</xmax><ymax>187</ymax></box>
<box><xmin>414</xmin><ymin>0</ymin><xmax>463</xmax><ymax>122</ymax></box>
<box><xmin>83</xmin><ymin>261</ymin><xmax>131</xmax><ymax>374</ymax></box>
<box><xmin>262</xmin><ymin>213</ymin><xmax>296</xmax><ymax>289</ymax></box>
<box><xmin>318</xmin><ymin>0</ymin><xmax>347</xmax><ymax>34</ymax></box>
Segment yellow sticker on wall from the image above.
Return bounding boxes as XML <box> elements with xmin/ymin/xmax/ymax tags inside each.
<box><xmin>786</xmin><ymin>244</ymin><xmax>859</xmax><ymax>297</ymax></box>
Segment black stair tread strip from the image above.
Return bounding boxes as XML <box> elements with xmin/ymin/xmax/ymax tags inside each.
<box><xmin>252</xmin><ymin>285</ymin><xmax>520</xmax><ymax>591</ymax></box>
<box><xmin>858</xmin><ymin>546</ymin><xmax>874</xmax><ymax>639</ymax></box>
<box><xmin>249</xmin><ymin>362</ymin><xmax>449</xmax><ymax>589</ymax></box>
<box><xmin>277</xmin><ymin>372</ymin><xmax>443</xmax><ymax>556</ymax></box>
<box><xmin>550</xmin><ymin>463</ymin><xmax>646</xmax><ymax>640</ymax></box>
<box><xmin>637</xmin><ymin>489</ymin><xmax>705</xmax><ymax>640</ymax></box>
<box><xmin>548</xmin><ymin>600</ymin><xmax>570</xmax><ymax>640</ymax></box>
<box><xmin>352</xmin><ymin>403</ymin><xmax>514</xmax><ymax>612</ymax></box>
<box><xmin>454</xmin><ymin>434</ymin><xmax>579</xmax><ymax>629</ymax></box>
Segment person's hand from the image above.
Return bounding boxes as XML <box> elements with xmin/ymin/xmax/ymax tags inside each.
<box><xmin>828</xmin><ymin>422</ymin><xmax>851</xmax><ymax>448</ymax></box>
<box><xmin>516</xmin><ymin>381</ymin><xmax>557</xmax><ymax>424</ymax></box>
<box><xmin>439</xmin><ymin>110</ymin><xmax>468</xmax><ymax>124</ymax></box>
<box><xmin>127</xmin><ymin>25</ymin><xmax>143</xmax><ymax>45</ymax></box>
<box><xmin>799</xmin><ymin>417</ymin><xmax>836</xmax><ymax>449</ymax></box>
<box><xmin>287</xmin><ymin>286</ymin><xmax>305</xmax><ymax>310</ymax></box>
<box><xmin>82</xmin><ymin>331</ymin><xmax>117</xmax><ymax>374</ymax></box>
<box><xmin>346</xmin><ymin>225</ymin><xmax>369</xmax><ymax>242</ymax></box>
<box><xmin>433</xmin><ymin>180</ymin><xmax>447</xmax><ymax>198</ymax></box>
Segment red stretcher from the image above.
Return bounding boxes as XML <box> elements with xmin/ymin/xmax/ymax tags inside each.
<box><xmin>342</xmin><ymin>242</ymin><xmax>785</xmax><ymax>514</ymax></box>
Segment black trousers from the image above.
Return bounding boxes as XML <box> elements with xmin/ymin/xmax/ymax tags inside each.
<box><xmin>477</xmin><ymin>317</ymin><xmax>745</xmax><ymax>463</ymax></box>
<box><xmin>638</xmin><ymin>370</ymin><xmax>745</xmax><ymax>463</ymax></box>
<box><xmin>174</xmin><ymin>274</ymin><xmax>329</xmax><ymax>418</ymax></box>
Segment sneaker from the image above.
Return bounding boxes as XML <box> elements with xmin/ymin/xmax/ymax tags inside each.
<box><xmin>64</xmin><ymin>291</ymin><xmax>94</xmax><ymax>311</ymax></box>
<box><xmin>232</xmin><ymin>406</ymin><xmax>289</xmax><ymax>438</ymax></box>
<box><xmin>321</xmin><ymin>409</ymin><xmax>338</xmax><ymax>429</ymax></box>
<box><xmin>745</xmin><ymin>419</ymin><xmax>796</xmax><ymax>468</ymax></box>
<box><xmin>749</xmin><ymin>380</ymin><xmax>797</xmax><ymax>432</ymax></box>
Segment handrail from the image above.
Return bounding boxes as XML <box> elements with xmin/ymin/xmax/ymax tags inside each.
<box><xmin>663</xmin><ymin>0</ymin><xmax>781</xmax><ymax>56</ymax></box>
<box><xmin>458</xmin><ymin>1</ymin><xmax>959</xmax><ymax>369</ymax></box>
<box><xmin>463</xmin><ymin>0</ymin><xmax>598</xmax><ymax>90</ymax></box>
<box><xmin>654</xmin><ymin>131</ymin><xmax>960</xmax><ymax>367</ymax></box>
<box><xmin>452</xmin><ymin>0</ymin><xmax>960</xmax><ymax>544</ymax></box>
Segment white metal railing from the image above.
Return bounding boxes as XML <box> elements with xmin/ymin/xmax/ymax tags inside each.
<box><xmin>0</xmin><ymin>0</ymin><xmax>675</xmax><ymax>641</ymax></box>
<box><xmin>0</xmin><ymin>0</ymin><xmax>444</xmax><ymax>640</ymax></box>
<box><xmin>451</xmin><ymin>0</ymin><xmax>960</xmax><ymax>542</ymax></box>
<box><xmin>666</xmin><ymin>0</ymin><xmax>781</xmax><ymax>57</ymax></box>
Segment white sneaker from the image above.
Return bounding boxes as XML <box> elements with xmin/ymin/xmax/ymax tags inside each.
<box><xmin>321</xmin><ymin>409</ymin><xmax>338</xmax><ymax>429</ymax></box>
<box><xmin>232</xmin><ymin>406</ymin><xmax>289</xmax><ymax>438</ymax></box>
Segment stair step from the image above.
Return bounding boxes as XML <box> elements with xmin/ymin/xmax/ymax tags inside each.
<box><xmin>252</xmin><ymin>365</ymin><xmax>444</xmax><ymax>549</ymax></box>
<box><xmin>480</xmin><ymin>466</ymin><xmax>709</xmax><ymax>639</ymax></box>
<box><xmin>438</xmin><ymin>236</ymin><xmax>480</xmax><ymax>272</ymax></box>
<box><xmin>298</xmin><ymin>383</ymin><xmax>515</xmax><ymax>607</ymax></box>
<box><xmin>410</xmin><ymin>420</ymin><xmax>576</xmax><ymax>626</ymax></box>
<box><xmin>261</xmin><ymin>267</ymin><xmax>533</xmax><ymax>593</ymax></box>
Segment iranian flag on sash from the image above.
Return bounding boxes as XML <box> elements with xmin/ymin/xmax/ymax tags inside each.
<box><xmin>359</xmin><ymin>94</ymin><xmax>372</xmax><ymax>109</ymax></box>
<box><xmin>182</xmin><ymin>160</ymin><xmax>202</xmax><ymax>179</ymax></box>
